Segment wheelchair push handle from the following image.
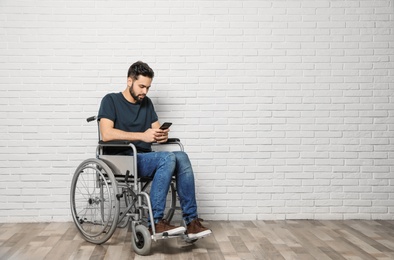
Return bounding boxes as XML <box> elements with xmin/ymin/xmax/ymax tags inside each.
<box><xmin>87</xmin><ymin>116</ymin><xmax>97</xmax><ymax>122</ymax></box>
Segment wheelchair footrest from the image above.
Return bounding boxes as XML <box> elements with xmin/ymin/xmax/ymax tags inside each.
<box><xmin>151</xmin><ymin>232</ymin><xmax>184</xmax><ymax>241</ymax></box>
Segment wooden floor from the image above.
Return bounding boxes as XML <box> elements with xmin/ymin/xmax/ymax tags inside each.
<box><xmin>1</xmin><ymin>220</ymin><xmax>394</xmax><ymax>260</ymax></box>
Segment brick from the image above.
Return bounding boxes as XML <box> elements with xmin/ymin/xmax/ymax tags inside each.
<box><xmin>1</xmin><ymin>0</ymin><xmax>393</xmax><ymax>222</ymax></box>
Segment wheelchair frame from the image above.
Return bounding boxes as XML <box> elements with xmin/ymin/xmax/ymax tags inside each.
<box><xmin>70</xmin><ymin>116</ymin><xmax>192</xmax><ymax>256</ymax></box>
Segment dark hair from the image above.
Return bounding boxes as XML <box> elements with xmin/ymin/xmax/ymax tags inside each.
<box><xmin>127</xmin><ymin>61</ymin><xmax>154</xmax><ymax>80</ymax></box>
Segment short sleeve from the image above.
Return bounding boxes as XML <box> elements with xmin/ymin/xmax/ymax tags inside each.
<box><xmin>148</xmin><ymin>98</ymin><xmax>158</xmax><ymax>124</ymax></box>
<box><xmin>97</xmin><ymin>94</ymin><xmax>116</xmax><ymax>122</ymax></box>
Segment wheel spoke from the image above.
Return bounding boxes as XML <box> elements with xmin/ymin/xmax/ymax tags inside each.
<box><xmin>70</xmin><ymin>159</ymin><xmax>119</xmax><ymax>244</ymax></box>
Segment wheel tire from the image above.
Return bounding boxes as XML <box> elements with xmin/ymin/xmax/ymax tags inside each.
<box><xmin>132</xmin><ymin>225</ymin><xmax>152</xmax><ymax>256</ymax></box>
<box><xmin>70</xmin><ymin>158</ymin><xmax>120</xmax><ymax>244</ymax></box>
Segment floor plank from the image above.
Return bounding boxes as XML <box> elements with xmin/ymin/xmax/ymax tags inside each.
<box><xmin>0</xmin><ymin>220</ymin><xmax>393</xmax><ymax>260</ymax></box>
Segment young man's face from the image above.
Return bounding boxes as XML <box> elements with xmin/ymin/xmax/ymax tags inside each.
<box><xmin>128</xmin><ymin>76</ymin><xmax>152</xmax><ymax>103</ymax></box>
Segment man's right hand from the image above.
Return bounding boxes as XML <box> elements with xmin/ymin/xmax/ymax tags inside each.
<box><xmin>142</xmin><ymin>128</ymin><xmax>167</xmax><ymax>143</ymax></box>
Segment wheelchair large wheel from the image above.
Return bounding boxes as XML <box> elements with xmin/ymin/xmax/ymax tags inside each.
<box><xmin>70</xmin><ymin>158</ymin><xmax>120</xmax><ymax>244</ymax></box>
<box><xmin>132</xmin><ymin>224</ymin><xmax>152</xmax><ymax>256</ymax></box>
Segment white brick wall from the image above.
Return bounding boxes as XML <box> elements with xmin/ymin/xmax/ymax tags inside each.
<box><xmin>0</xmin><ymin>0</ymin><xmax>393</xmax><ymax>222</ymax></box>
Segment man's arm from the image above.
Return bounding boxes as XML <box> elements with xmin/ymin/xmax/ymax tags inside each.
<box><xmin>100</xmin><ymin>118</ymin><xmax>168</xmax><ymax>143</ymax></box>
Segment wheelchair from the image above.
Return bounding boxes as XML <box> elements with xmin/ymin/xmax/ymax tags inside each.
<box><xmin>70</xmin><ymin>116</ymin><xmax>196</xmax><ymax>255</ymax></box>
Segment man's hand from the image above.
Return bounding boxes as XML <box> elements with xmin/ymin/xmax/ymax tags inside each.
<box><xmin>142</xmin><ymin>128</ymin><xmax>169</xmax><ymax>143</ymax></box>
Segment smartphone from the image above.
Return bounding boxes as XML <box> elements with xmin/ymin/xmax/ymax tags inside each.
<box><xmin>159</xmin><ymin>122</ymin><xmax>172</xmax><ymax>130</ymax></box>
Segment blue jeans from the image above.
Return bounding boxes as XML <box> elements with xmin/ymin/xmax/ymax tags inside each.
<box><xmin>137</xmin><ymin>151</ymin><xmax>198</xmax><ymax>224</ymax></box>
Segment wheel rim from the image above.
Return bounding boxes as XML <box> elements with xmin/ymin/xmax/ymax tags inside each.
<box><xmin>71</xmin><ymin>160</ymin><xmax>118</xmax><ymax>241</ymax></box>
<box><xmin>136</xmin><ymin>232</ymin><xmax>145</xmax><ymax>249</ymax></box>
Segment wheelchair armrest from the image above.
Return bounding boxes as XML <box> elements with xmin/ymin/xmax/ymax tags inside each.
<box><xmin>99</xmin><ymin>139</ymin><xmax>180</xmax><ymax>145</ymax></box>
<box><xmin>153</xmin><ymin>138</ymin><xmax>181</xmax><ymax>145</ymax></box>
<box><xmin>98</xmin><ymin>138</ymin><xmax>183</xmax><ymax>152</ymax></box>
<box><xmin>152</xmin><ymin>138</ymin><xmax>184</xmax><ymax>152</ymax></box>
<box><xmin>99</xmin><ymin>140</ymin><xmax>131</xmax><ymax>145</ymax></box>
<box><xmin>166</xmin><ymin>138</ymin><xmax>180</xmax><ymax>143</ymax></box>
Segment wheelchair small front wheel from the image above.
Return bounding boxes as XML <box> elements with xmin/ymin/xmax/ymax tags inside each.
<box><xmin>132</xmin><ymin>225</ymin><xmax>152</xmax><ymax>256</ymax></box>
<box><xmin>70</xmin><ymin>158</ymin><xmax>120</xmax><ymax>244</ymax></box>
<box><xmin>182</xmin><ymin>234</ymin><xmax>198</xmax><ymax>244</ymax></box>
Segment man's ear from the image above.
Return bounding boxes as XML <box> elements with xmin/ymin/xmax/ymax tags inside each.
<box><xmin>127</xmin><ymin>77</ymin><xmax>133</xmax><ymax>87</ymax></box>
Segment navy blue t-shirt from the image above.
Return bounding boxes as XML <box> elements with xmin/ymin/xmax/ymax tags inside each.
<box><xmin>97</xmin><ymin>92</ymin><xmax>158</xmax><ymax>154</ymax></box>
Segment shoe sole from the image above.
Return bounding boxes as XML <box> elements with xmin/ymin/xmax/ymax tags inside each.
<box><xmin>187</xmin><ymin>229</ymin><xmax>212</xmax><ymax>239</ymax></box>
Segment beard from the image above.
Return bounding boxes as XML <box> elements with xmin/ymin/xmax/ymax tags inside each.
<box><xmin>129</xmin><ymin>83</ymin><xmax>145</xmax><ymax>104</ymax></box>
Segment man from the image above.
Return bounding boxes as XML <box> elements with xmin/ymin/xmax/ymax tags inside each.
<box><xmin>97</xmin><ymin>61</ymin><xmax>211</xmax><ymax>239</ymax></box>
